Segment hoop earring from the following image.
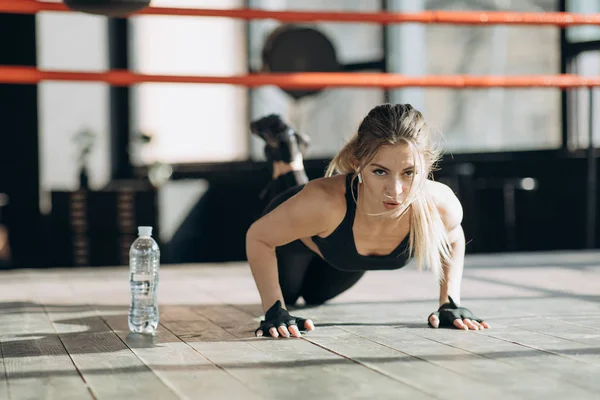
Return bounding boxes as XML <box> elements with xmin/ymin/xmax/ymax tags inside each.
<box><xmin>357</xmin><ymin>173</ymin><xmax>363</xmax><ymax>184</ymax></box>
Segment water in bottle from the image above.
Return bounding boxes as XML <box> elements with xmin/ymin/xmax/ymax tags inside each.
<box><xmin>128</xmin><ymin>226</ymin><xmax>160</xmax><ymax>334</ymax></box>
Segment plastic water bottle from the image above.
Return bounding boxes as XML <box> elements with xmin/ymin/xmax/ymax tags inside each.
<box><xmin>128</xmin><ymin>226</ymin><xmax>160</xmax><ymax>334</ymax></box>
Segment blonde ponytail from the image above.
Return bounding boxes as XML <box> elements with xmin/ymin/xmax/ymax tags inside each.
<box><xmin>325</xmin><ymin>133</ymin><xmax>359</xmax><ymax>178</ymax></box>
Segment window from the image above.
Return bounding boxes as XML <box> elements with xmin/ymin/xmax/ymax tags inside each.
<box><xmin>564</xmin><ymin>0</ymin><xmax>600</xmax><ymax>151</ymax></box>
<box><xmin>423</xmin><ymin>0</ymin><xmax>561</xmax><ymax>153</ymax></box>
<box><xmin>130</xmin><ymin>0</ymin><xmax>248</xmax><ymax>165</ymax></box>
<box><xmin>37</xmin><ymin>9</ymin><xmax>110</xmax><ymax>212</ymax></box>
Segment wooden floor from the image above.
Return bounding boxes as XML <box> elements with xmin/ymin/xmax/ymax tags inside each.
<box><xmin>1</xmin><ymin>251</ymin><xmax>599</xmax><ymax>400</ymax></box>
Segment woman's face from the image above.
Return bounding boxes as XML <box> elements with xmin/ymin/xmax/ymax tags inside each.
<box><xmin>359</xmin><ymin>143</ymin><xmax>417</xmax><ymax>216</ymax></box>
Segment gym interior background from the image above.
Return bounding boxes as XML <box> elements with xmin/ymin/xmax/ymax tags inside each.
<box><xmin>0</xmin><ymin>0</ymin><xmax>599</xmax><ymax>269</ymax></box>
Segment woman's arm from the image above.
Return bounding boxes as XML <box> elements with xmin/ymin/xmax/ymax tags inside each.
<box><xmin>435</xmin><ymin>186</ymin><xmax>465</xmax><ymax>307</ymax></box>
<box><xmin>430</xmin><ymin>182</ymin><xmax>489</xmax><ymax>330</ymax></box>
<box><xmin>246</xmin><ymin>178</ymin><xmax>338</xmax><ymax>312</ymax></box>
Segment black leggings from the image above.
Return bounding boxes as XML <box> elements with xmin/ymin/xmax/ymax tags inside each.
<box><xmin>261</xmin><ymin>170</ymin><xmax>365</xmax><ymax>306</ymax></box>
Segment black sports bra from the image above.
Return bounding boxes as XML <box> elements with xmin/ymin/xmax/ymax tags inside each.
<box><xmin>311</xmin><ymin>174</ymin><xmax>412</xmax><ymax>272</ymax></box>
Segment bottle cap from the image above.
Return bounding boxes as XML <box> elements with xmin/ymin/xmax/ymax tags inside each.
<box><xmin>138</xmin><ymin>226</ymin><xmax>153</xmax><ymax>236</ymax></box>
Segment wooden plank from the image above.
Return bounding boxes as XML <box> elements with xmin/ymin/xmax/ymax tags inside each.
<box><xmin>549</xmin><ymin>316</ymin><xmax>600</xmax><ymax>330</ymax></box>
<box><xmin>301</xmin><ymin>326</ymin><xmax>518</xmax><ymax>400</ymax></box>
<box><xmin>172</xmin><ymin>305</ymin><xmax>434</xmax><ymax>399</ymax></box>
<box><xmin>235</xmin><ymin>301</ymin><xmax>597</xmax><ymax>400</ymax></box>
<box><xmin>43</xmin><ymin>306</ymin><xmax>180</xmax><ymax>400</ymax></box>
<box><xmin>101</xmin><ymin>309</ymin><xmax>264</xmax><ymax>400</ymax></box>
<box><xmin>477</xmin><ymin>321</ymin><xmax>600</xmax><ymax>366</ymax></box>
<box><xmin>144</xmin><ymin>268</ymin><xmax>434</xmax><ymax>398</ymax></box>
<box><xmin>239</xmin><ymin>262</ymin><xmax>599</xmax><ymax>398</ymax></box>
<box><xmin>508</xmin><ymin>317</ymin><xmax>600</xmax><ymax>346</ymax></box>
<box><xmin>0</xmin><ymin>341</ymin><xmax>7</xmax><ymax>400</ymax></box>
<box><xmin>356</xmin><ymin>324</ymin><xmax>596</xmax><ymax>399</ymax></box>
<box><xmin>0</xmin><ymin>303</ymin><xmax>93</xmax><ymax>400</ymax></box>
<box><xmin>231</xmin><ymin>302</ymin><xmax>581</xmax><ymax>400</ymax></box>
<box><xmin>0</xmin><ymin>276</ymin><xmax>94</xmax><ymax>400</ymax></box>
<box><xmin>63</xmin><ymin>270</ymin><xmax>263</xmax><ymax>400</ymax></box>
<box><xmin>465</xmin><ymin>267</ymin><xmax>600</xmax><ymax>302</ymax></box>
<box><xmin>28</xmin><ymin>275</ymin><xmax>181</xmax><ymax>400</ymax></box>
<box><xmin>463</xmin><ymin>250</ymin><xmax>600</xmax><ymax>268</ymax></box>
<box><xmin>412</xmin><ymin>323</ymin><xmax>598</xmax><ymax>398</ymax></box>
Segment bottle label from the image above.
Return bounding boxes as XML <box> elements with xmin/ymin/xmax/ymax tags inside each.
<box><xmin>130</xmin><ymin>273</ymin><xmax>154</xmax><ymax>296</ymax></box>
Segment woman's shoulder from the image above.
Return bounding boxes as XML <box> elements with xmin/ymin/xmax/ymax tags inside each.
<box><xmin>302</xmin><ymin>174</ymin><xmax>348</xmax><ymax>210</ymax></box>
<box><xmin>424</xmin><ymin>179</ymin><xmax>455</xmax><ymax>200</ymax></box>
<box><xmin>424</xmin><ymin>180</ymin><xmax>463</xmax><ymax>229</ymax></box>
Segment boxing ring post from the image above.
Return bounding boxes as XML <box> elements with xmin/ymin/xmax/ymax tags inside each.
<box><xmin>586</xmin><ymin>87</ymin><xmax>596</xmax><ymax>248</ymax></box>
<box><xmin>108</xmin><ymin>18</ymin><xmax>134</xmax><ymax>181</ymax></box>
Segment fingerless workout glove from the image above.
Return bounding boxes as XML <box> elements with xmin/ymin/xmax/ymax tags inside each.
<box><xmin>428</xmin><ymin>296</ymin><xmax>484</xmax><ymax>328</ymax></box>
<box><xmin>255</xmin><ymin>300</ymin><xmax>309</xmax><ymax>336</ymax></box>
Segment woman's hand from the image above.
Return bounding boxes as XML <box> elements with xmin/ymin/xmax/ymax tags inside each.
<box><xmin>255</xmin><ymin>300</ymin><xmax>315</xmax><ymax>338</ymax></box>
<box><xmin>428</xmin><ymin>297</ymin><xmax>490</xmax><ymax>330</ymax></box>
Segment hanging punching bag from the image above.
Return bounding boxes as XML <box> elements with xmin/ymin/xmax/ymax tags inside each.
<box><xmin>262</xmin><ymin>25</ymin><xmax>340</xmax><ymax>100</ymax></box>
<box><xmin>64</xmin><ymin>0</ymin><xmax>151</xmax><ymax>17</ymax></box>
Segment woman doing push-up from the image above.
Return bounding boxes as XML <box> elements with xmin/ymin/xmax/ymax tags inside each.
<box><xmin>246</xmin><ymin>103</ymin><xmax>489</xmax><ymax>338</ymax></box>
